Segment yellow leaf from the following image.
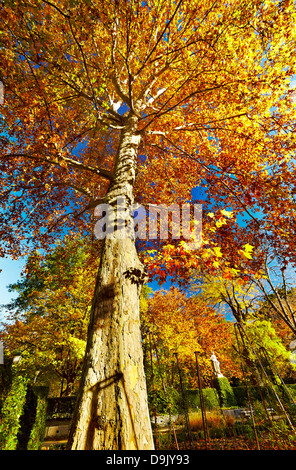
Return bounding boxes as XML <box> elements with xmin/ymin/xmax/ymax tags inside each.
<box><xmin>243</xmin><ymin>243</ymin><xmax>254</xmax><ymax>252</ymax></box>
<box><xmin>220</xmin><ymin>209</ymin><xmax>233</xmax><ymax>218</ymax></box>
<box><xmin>213</xmin><ymin>246</ymin><xmax>223</xmax><ymax>257</ymax></box>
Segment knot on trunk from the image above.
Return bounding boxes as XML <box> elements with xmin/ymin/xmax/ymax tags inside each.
<box><xmin>123</xmin><ymin>267</ymin><xmax>148</xmax><ymax>286</ymax></box>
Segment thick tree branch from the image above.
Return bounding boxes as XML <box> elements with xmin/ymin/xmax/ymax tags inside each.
<box><xmin>110</xmin><ymin>16</ymin><xmax>131</xmax><ymax>107</ymax></box>
<box><xmin>140</xmin><ymin>82</ymin><xmax>233</xmax><ymax>132</ymax></box>
<box><xmin>1</xmin><ymin>152</ymin><xmax>113</xmax><ymax>182</ymax></box>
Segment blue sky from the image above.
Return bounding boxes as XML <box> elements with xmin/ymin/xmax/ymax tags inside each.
<box><xmin>0</xmin><ymin>257</ymin><xmax>26</xmax><ymax>322</ymax></box>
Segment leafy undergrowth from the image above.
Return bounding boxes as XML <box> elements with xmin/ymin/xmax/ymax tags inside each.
<box><xmin>155</xmin><ymin>410</ymin><xmax>296</xmax><ymax>450</ymax></box>
<box><xmin>157</xmin><ymin>433</ymin><xmax>296</xmax><ymax>450</ymax></box>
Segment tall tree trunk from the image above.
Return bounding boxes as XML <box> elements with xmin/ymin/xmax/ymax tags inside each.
<box><xmin>67</xmin><ymin>115</ymin><xmax>154</xmax><ymax>450</ymax></box>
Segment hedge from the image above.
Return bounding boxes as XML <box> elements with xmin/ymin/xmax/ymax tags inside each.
<box><xmin>0</xmin><ymin>376</ymin><xmax>49</xmax><ymax>450</ymax></box>
<box><xmin>0</xmin><ymin>375</ymin><xmax>29</xmax><ymax>450</ymax></box>
<box><xmin>215</xmin><ymin>377</ymin><xmax>238</xmax><ymax>408</ymax></box>
<box><xmin>27</xmin><ymin>386</ymin><xmax>49</xmax><ymax>450</ymax></box>
<box><xmin>185</xmin><ymin>388</ymin><xmax>220</xmax><ymax>410</ymax></box>
<box><xmin>186</xmin><ymin>382</ymin><xmax>296</xmax><ymax>411</ymax></box>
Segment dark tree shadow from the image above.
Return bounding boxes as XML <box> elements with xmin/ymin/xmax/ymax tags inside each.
<box><xmin>86</xmin><ymin>371</ymin><xmax>139</xmax><ymax>450</ymax></box>
<box><xmin>16</xmin><ymin>387</ymin><xmax>38</xmax><ymax>450</ymax></box>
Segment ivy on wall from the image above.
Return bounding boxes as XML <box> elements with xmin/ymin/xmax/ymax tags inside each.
<box><xmin>0</xmin><ymin>375</ymin><xmax>29</xmax><ymax>450</ymax></box>
<box><xmin>27</xmin><ymin>387</ymin><xmax>48</xmax><ymax>450</ymax></box>
<box><xmin>0</xmin><ymin>375</ymin><xmax>48</xmax><ymax>450</ymax></box>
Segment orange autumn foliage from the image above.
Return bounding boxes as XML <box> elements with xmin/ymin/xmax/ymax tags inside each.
<box><xmin>0</xmin><ymin>0</ymin><xmax>295</xmax><ymax>283</ymax></box>
<box><xmin>141</xmin><ymin>287</ymin><xmax>241</xmax><ymax>387</ymax></box>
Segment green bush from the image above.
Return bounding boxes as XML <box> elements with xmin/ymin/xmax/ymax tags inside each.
<box><xmin>149</xmin><ymin>381</ymin><xmax>296</xmax><ymax>416</ymax></box>
<box><xmin>148</xmin><ymin>386</ymin><xmax>182</xmax><ymax>415</ymax></box>
<box><xmin>232</xmin><ymin>383</ymin><xmax>296</xmax><ymax>409</ymax></box>
<box><xmin>202</xmin><ymin>388</ymin><xmax>221</xmax><ymax>409</ymax></box>
<box><xmin>215</xmin><ymin>377</ymin><xmax>237</xmax><ymax>408</ymax></box>
<box><xmin>184</xmin><ymin>390</ymin><xmax>200</xmax><ymax>410</ymax></box>
<box><xmin>232</xmin><ymin>386</ymin><xmax>249</xmax><ymax>407</ymax></box>
<box><xmin>232</xmin><ymin>385</ymin><xmax>268</xmax><ymax>407</ymax></box>
<box><xmin>27</xmin><ymin>387</ymin><xmax>49</xmax><ymax>450</ymax></box>
<box><xmin>287</xmin><ymin>384</ymin><xmax>296</xmax><ymax>397</ymax></box>
<box><xmin>0</xmin><ymin>375</ymin><xmax>29</xmax><ymax>450</ymax></box>
<box><xmin>281</xmin><ymin>384</ymin><xmax>296</xmax><ymax>404</ymax></box>
<box><xmin>185</xmin><ymin>388</ymin><xmax>220</xmax><ymax>410</ymax></box>
<box><xmin>0</xmin><ymin>377</ymin><xmax>49</xmax><ymax>450</ymax></box>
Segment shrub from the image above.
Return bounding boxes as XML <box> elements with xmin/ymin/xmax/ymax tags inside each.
<box><xmin>27</xmin><ymin>387</ymin><xmax>49</xmax><ymax>450</ymax></box>
<box><xmin>185</xmin><ymin>388</ymin><xmax>220</xmax><ymax>410</ymax></box>
<box><xmin>0</xmin><ymin>375</ymin><xmax>29</xmax><ymax>450</ymax></box>
<box><xmin>232</xmin><ymin>386</ymin><xmax>249</xmax><ymax>407</ymax></box>
<box><xmin>215</xmin><ymin>377</ymin><xmax>237</xmax><ymax>408</ymax></box>
<box><xmin>0</xmin><ymin>377</ymin><xmax>49</xmax><ymax>450</ymax></box>
<box><xmin>202</xmin><ymin>388</ymin><xmax>221</xmax><ymax>409</ymax></box>
<box><xmin>149</xmin><ymin>386</ymin><xmax>182</xmax><ymax>415</ymax></box>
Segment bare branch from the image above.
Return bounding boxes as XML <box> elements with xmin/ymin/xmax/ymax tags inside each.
<box><xmin>135</xmin><ymin>0</ymin><xmax>185</xmax><ymax>77</ymax></box>
<box><xmin>42</xmin><ymin>0</ymin><xmax>70</xmax><ymax>18</ymax></box>
<box><xmin>254</xmin><ymin>264</ymin><xmax>296</xmax><ymax>332</ymax></box>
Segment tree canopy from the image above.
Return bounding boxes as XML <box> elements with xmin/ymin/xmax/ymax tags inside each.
<box><xmin>0</xmin><ymin>0</ymin><xmax>295</xmax><ymax>282</ymax></box>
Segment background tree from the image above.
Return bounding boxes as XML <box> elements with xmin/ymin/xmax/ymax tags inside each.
<box><xmin>243</xmin><ymin>319</ymin><xmax>293</xmax><ymax>380</ymax></box>
<box><xmin>1</xmin><ymin>0</ymin><xmax>296</xmax><ymax>449</ymax></box>
<box><xmin>195</xmin><ymin>270</ymin><xmax>296</xmax><ymax>386</ymax></box>
<box><xmin>141</xmin><ymin>287</ymin><xmax>239</xmax><ymax>389</ymax></box>
<box><xmin>253</xmin><ymin>258</ymin><xmax>296</xmax><ymax>337</ymax></box>
<box><xmin>193</xmin><ymin>265</ymin><xmax>262</xmax><ymax>323</ymax></box>
<box><xmin>0</xmin><ymin>235</ymin><xmax>99</xmax><ymax>396</ymax></box>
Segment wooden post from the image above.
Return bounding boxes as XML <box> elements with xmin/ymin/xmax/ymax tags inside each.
<box><xmin>153</xmin><ymin>336</ymin><xmax>179</xmax><ymax>450</ymax></box>
<box><xmin>234</xmin><ymin>323</ymin><xmax>260</xmax><ymax>450</ymax></box>
<box><xmin>173</xmin><ymin>352</ymin><xmax>194</xmax><ymax>448</ymax></box>
<box><xmin>194</xmin><ymin>352</ymin><xmax>210</xmax><ymax>449</ymax></box>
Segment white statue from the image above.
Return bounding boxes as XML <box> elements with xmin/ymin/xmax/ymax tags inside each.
<box><xmin>210</xmin><ymin>352</ymin><xmax>223</xmax><ymax>378</ymax></box>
